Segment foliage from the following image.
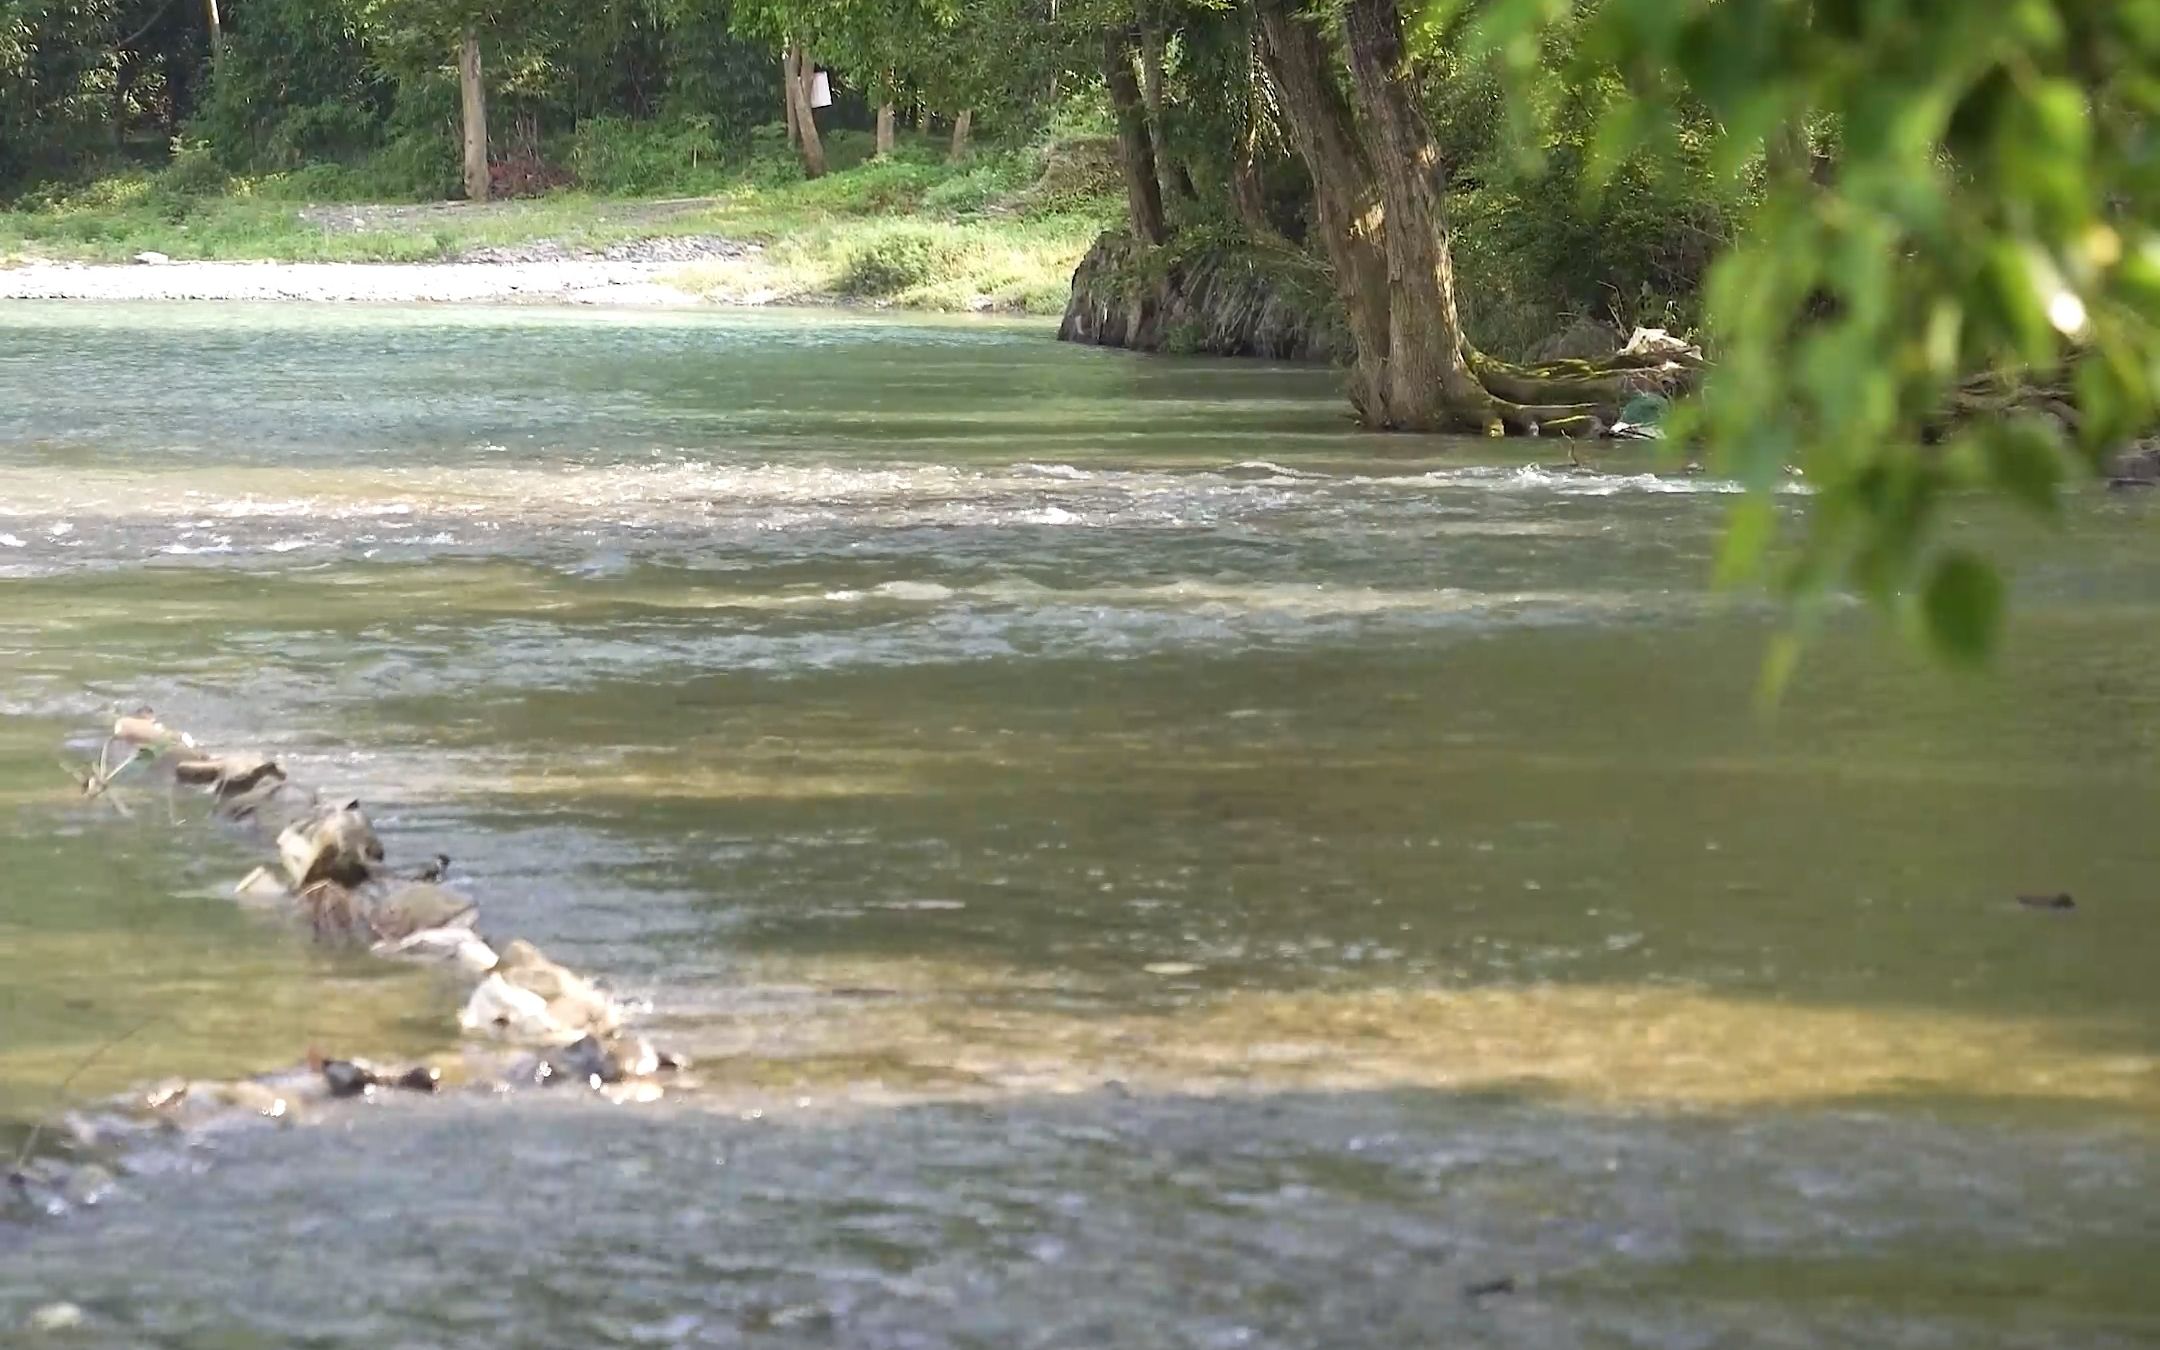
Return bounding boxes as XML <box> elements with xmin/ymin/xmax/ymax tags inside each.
<box><xmin>1458</xmin><ymin>0</ymin><xmax>2160</xmax><ymax>665</ymax></box>
<box><xmin>833</xmin><ymin>218</ymin><xmax>976</xmax><ymax>293</ymax></box>
<box><xmin>565</xmin><ymin>114</ymin><xmax>734</xmax><ymax>194</ymax></box>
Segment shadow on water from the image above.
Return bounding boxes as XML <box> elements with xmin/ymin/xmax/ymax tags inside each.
<box><xmin>1</xmin><ymin>1086</ymin><xmax>2155</xmax><ymax>1348</ymax></box>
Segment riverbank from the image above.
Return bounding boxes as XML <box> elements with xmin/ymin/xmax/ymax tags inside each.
<box><xmin>0</xmin><ymin>140</ymin><xmax>1118</xmax><ymax>313</ymax></box>
<box><xmin>1</xmin><ymin>254</ymin><xmax>715</xmax><ymax>306</ymax></box>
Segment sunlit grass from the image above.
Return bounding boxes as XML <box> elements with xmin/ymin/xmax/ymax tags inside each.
<box><xmin>0</xmin><ymin>136</ymin><xmax>1118</xmax><ymax>315</ymax></box>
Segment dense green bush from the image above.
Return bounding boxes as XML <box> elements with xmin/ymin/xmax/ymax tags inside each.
<box><xmin>566</xmin><ymin>115</ymin><xmax>732</xmax><ymax>195</ymax></box>
<box><xmin>921</xmin><ymin>153</ymin><xmax>1033</xmax><ymax>216</ymax></box>
<box><xmin>835</xmin><ymin>222</ymin><xmax>975</xmax><ymax>296</ymax></box>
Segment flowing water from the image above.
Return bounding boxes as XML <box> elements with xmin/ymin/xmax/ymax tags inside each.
<box><xmin>1</xmin><ymin>304</ymin><xmax>2157</xmax><ymax>1347</ymax></box>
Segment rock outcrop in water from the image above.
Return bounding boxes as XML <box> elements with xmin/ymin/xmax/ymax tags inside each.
<box><xmin>10</xmin><ymin>709</ymin><xmax>691</xmax><ymax>1220</ymax></box>
<box><xmin>1057</xmin><ymin>231</ymin><xmax>1351</xmax><ymax>362</ymax></box>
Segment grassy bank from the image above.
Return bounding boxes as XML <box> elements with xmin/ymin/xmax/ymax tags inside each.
<box><xmin>0</xmin><ymin>131</ymin><xmax>1121</xmax><ymax>314</ymax></box>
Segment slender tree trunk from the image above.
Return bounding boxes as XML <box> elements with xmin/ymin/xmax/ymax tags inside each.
<box><xmin>1139</xmin><ymin>18</ymin><xmax>1182</xmax><ymax>209</ymax></box>
<box><xmin>1103</xmin><ymin>30</ymin><xmax>1169</xmax><ymax>245</ymax></box>
<box><xmin>876</xmin><ymin>101</ymin><xmax>896</xmax><ymax>158</ymax></box>
<box><xmin>948</xmin><ymin>108</ymin><xmax>973</xmax><ymax>162</ymax></box>
<box><xmin>459</xmin><ymin>29</ymin><xmax>489</xmax><ymax>203</ymax></box>
<box><xmin>787</xmin><ymin>47</ymin><xmax>827</xmax><ymax>178</ymax></box>
<box><xmin>1230</xmin><ymin>128</ymin><xmax>1273</xmax><ymax>240</ymax></box>
<box><xmin>204</xmin><ymin>0</ymin><xmax>222</xmax><ymax>57</ymax></box>
<box><xmin>782</xmin><ymin>51</ymin><xmax>800</xmax><ymax>148</ymax></box>
<box><xmin>1253</xmin><ymin>0</ymin><xmax>1388</xmax><ymax>415</ymax></box>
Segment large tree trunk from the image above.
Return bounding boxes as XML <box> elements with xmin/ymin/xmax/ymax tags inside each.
<box><xmin>1254</xmin><ymin>0</ymin><xmax>1656</xmax><ymax>435</ymax></box>
<box><xmin>948</xmin><ymin>108</ymin><xmax>973</xmax><ymax>162</ymax></box>
<box><xmin>1103</xmin><ymin>31</ymin><xmax>1170</xmax><ymax>246</ymax></box>
<box><xmin>787</xmin><ymin>46</ymin><xmax>827</xmax><ymax>178</ymax></box>
<box><xmin>459</xmin><ymin>29</ymin><xmax>488</xmax><ymax>203</ymax></box>
<box><xmin>1253</xmin><ymin>0</ymin><xmax>1389</xmax><ymax>416</ymax></box>
<box><xmin>876</xmin><ymin>101</ymin><xmax>896</xmax><ymax>158</ymax></box>
<box><xmin>1337</xmin><ymin>0</ymin><xmax>1496</xmax><ymax>430</ymax></box>
<box><xmin>204</xmin><ymin>0</ymin><xmax>222</xmax><ymax>56</ymax></box>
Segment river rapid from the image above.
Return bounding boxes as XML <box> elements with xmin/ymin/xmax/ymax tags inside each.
<box><xmin>1</xmin><ymin>304</ymin><xmax>2156</xmax><ymax>1347</ymax></box>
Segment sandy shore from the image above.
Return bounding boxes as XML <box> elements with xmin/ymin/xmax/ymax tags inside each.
<box><xmin>0</xmin><ymin>256</ymin><xmax>749</xmax><ymax>305</ymax></box>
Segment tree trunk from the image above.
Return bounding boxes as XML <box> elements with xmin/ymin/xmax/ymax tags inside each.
<box><xmin>1337</xmin><ymin>0</ymin><xmax>1500</xmax><ymax>430</ymax></box>
<box><xmin>1139</xmin><ymin>19</ymin><xmax>1182</xmax><ymax>210</ymax></box>
<box><xmin>1231</xmin><ymin>147</ymin><xmax>1271</xmax><ymax>238</ymax></box>
<box><xmin>1253</xmin><ymin>0</ymin><xmax>1389</xmax><ymax>415</ymax></box>
<box><xmin>1103</xmin><ymin>31</ymin><xmax>1169</xmax><ymax>246</ymax></box>
<box><xmin>782</xmin><ymin>51</ymin><xmax>799</xmax><ymax>148</ymax></box>
<box><xmin>787</xmin><ymin>47</ymin><xmax>827</xmax><ymax>178</ymax></box>
<box><xmin>459</xmin><ymin>29</ymin><xmax>488</xmax><ymax>203</ymax></box>
<box><xmin>948</xmin><ymin>108</ymin><xmax>973</xmax><ymax>162</ymax></box>
<box><xmin>876</xmin><ymin>101</ymin><xmax>896</xmax><ymax>158</ymax></box>
<box><xmin>204</xmin><ymin>0</ymin><xmax>222</xmax><ymax>56</ymax></box>
<box><xmin>1229</xmin><ymin>42</ymin><xmax>1275</xmax><ymax>241</ymax></box>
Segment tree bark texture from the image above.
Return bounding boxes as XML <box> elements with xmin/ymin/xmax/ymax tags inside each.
<box><xmin>1337</xmin><ymin>0</ymin><xmax>1496</xmax><ymax>429</ymax></box>
<box><xmin>1252</xmin><ymin>0</ymin><xmax>1389</xmax><ymax>416</ymax></box>
<box><xmin>782</xmin><ymin>51</ymin><xmax>799</xmax><ymax>147</ymax></box>
<box><xmin>1139</xmin><ymin>19</ymin><xmax>1183</xmax><ymax>210</ymax></box>
<box><xmin>787</xmin><ymin>46</ymin><xmax>827</xmax><ymax>178</ymax></box>
<box><xmin>949</xmin><ymin>108</ymin><xmax>973</xmax><ymax>162</ymax></box>
<box><xmin>459</xmin><ymin>29</ymin><xmax>488</xmax><ymax>203</ymax></box>
<box><xmin>1248</xmin><ymin>0</ymin><xmax>1646</xmax><ymax>433</ymax></box>
<box><xmin>876</xmin><ymin>101</ymin><xmax>896</xmax><ymax>158</ymax></box>
<box><xmin>204</xmin><ymin>0</ymin><xmax>222</xmax><ymax>56</ymax></box>
<box><xmin>1103</xmin><ymin>31</ymin><xmax>1169</xmax><ymax>246</ymax></box>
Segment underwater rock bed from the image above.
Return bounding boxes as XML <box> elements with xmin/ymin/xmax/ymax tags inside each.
<box><xmin>7</xmin><ymin>710</ymin><xmax>689</xmax><ymax>1220</ymax></box>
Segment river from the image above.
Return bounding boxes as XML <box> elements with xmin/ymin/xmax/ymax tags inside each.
<box><xmin>1</xmin><ymin>304</ymin><xmax>2156</xmax><ymax>1346</ymax></box>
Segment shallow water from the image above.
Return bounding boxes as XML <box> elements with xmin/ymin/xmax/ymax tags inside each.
<box><xmin>1</xmin><ymin>304</ymin><xmax>2156</xmax><ymax>1346</ymax></box>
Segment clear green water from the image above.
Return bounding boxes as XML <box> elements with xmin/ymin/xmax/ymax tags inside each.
<box><xmin>1</xmin><ymin>304</ymin><xmax>2156</xmax><ymax>1346</ymax></box>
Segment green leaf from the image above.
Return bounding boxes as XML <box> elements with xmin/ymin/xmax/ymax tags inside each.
<box><xmin>1981</xmin><ymin>241</ymin><xmax>2058</xmax><ymax>365</ymax></box>
<box><xmin>1753</xmin><ymin>629</ymin><xmax>1802</xmax><ymax>715</ymax></box>
<box><xmin>1983</xmin><ymin>419</ymin><xmax>2066</xmax><ymax>515</ymax></box>
<box><xmin>1585</xmin><ymin>97</ymin><xmax>1653</xmax><ymax>188</ymax></box>
<box><xmin>1921</xmin><ymin>551</ymin><xmax>2004</xmax><ymax>666</ymax></box>
<box><xmin>1715</xmin><ymin>494</ymin><xmax>1777</xmax><ymax>587</ymax></box>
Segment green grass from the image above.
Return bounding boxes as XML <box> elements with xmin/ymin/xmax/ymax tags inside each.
<box><xmin>0</xmin><ymin>130</ymin><xmax>1122</xmax><ymax>315</ymax></box>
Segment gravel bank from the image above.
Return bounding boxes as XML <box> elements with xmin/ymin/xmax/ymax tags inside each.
<box><xmin>0</xmin><ymin>250</ymin><xmax>760</xmax><ymax>305</ymax></box>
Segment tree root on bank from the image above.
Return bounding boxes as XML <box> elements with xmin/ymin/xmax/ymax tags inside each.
<box><xmin>1350</xmin><ymin>328</ymin><xmax>1704</xmax><ymax>439</ymax></box>
<box><xmin>1458</xmin><ymin>329</ymin><xmax>1703</xmax><ymax>439</ymax></box>
<box><xmin>12</xmin><ymin>708</ymin><xmax>697</xmax><ymax>1209</ymax></box>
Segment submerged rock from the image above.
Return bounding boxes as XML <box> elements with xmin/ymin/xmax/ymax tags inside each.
<box><xmin>2017</xmin><ymin>892</ymin><xmax>2076</xmax><ymax>911</ymax></box>
<box><xmin>2107</xmin><ymin>439</ymin><xmax>2160</xmax><ymax>489</ymax></box>
<box><xmin>367</xmin><ymin>882</ymin><xmax>480</xmax><ymax>941</ymax></box>
<box><xmin>318</xmin><ymin>1058</ymin><xmax>446</xmax><ymax>1098</ymax></box>
<box><xmin>493</xmin><ymin>939</ymin><xmax>620</xmax><ymax>1038</ymax></box>
<box><xmin>277</xmin><ymin>799</ymin><xmax>384</xmax><ymax>888</ymax></box>
<box><xmin>461</xmin><ymin>973</ymin><xmax>563</xmax><ymax>1042</ymax></box>
<box><xmin>374</xmin><ymin>923</ymin><xmax>498</xmax><ymax>974</ymax></box>
<box><xmin>25</xmin><ymin>1302</ymin><xmax>86</xmax><ymax>1332</ymax></box>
